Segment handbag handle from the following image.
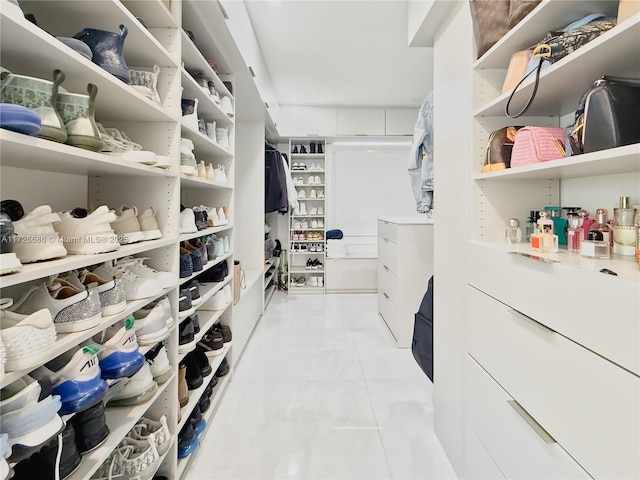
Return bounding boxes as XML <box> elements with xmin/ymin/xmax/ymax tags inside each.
<box><xmin>505</xmin><ymin>54</ymin><xmax>546</xmax><ymax>118</ymax></box>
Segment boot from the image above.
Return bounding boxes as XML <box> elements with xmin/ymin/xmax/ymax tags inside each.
<box><xmin>56</xmin><ymin>83</ymin><xmax>104</xmax><ymax>151</ymax></box>
<box><xmin>74</xmin><ymin>25</ymin><xmax>130</xmax><ymax>84</ymax></box>
<box><xmin>300</xmin><ymin>145</ymin><xmax>308</xmax><ymax>154</ymax></box>
<box><xmin>292</xmin><ymin>145</ymin><xmax>298</xmax><ymax>154</ymax></box>
<box><xmin>318</xmin><ymin>143</ymin><xmax>324</xmax><ymax>154</ymax></box>
<box><xmin>309</xmin><ymin>142</ymin><xmax>316</xmax><ymax>154</ymax></box>
<box><xmin>1</xmin><ymin>69</ymin><xmax>67</xmax><ymax>143</ymax></box>
<box><xmin>129</xmin><ymin>65</ymin><xmax>161</xmax><ymax>104</ymax></box>
<box><xmin>178</xmin><ymin>364</ymin><xmax>188</xmax><ymax>408</ymax></box>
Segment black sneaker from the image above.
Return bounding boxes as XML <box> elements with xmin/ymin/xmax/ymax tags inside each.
<box><xmin>178</xmin><ymin>422</ymin><xmax>198</xmax><ymax>459</ymax></box>
<box><xmin>179</xmin><ymin>317</ymin><xmax>195</xmax><ymax>346</ymax></box>
<box><xmin>187</xmin><ymin>279</ymin><xmax>201</xmax><ymax>303</ymax></box>
<box><xmin>189</xmin><ymin>403</ymin><xmax>206</xmax><ymax>436</ymax></box>
<box><xmin>212</xmin><ymin>323</ymin><xmax>232</xmax><ymax>345</ymax></box>
<box><xmin>193</xmin><ymin>345</ymin><xmax>212</xmax><ymax>377</ymax></box>
<box><xmin>180</xmin><ymin>353</ymin><xmax>203</xmax><ymax>390</ymax></box>
<box><xmin>70</xmin><ymin>401</ymin><xmax>110</xmax><ymax>453</ymax></box>
<box><xmin>198</xmin><ymin>389</ymin><xmax>211</xmax><ymax>413</ymax></box>
<box><xmin>198</xmin><ymin>330</ymin><xmax>223</xmax><ymax>356</ymax></box>
<box><xmin>191</xmin><ymin>314</ymin><xmax>200</xmax><ymax>334</ymax></box>
<box><xmin>215</xmin><ymin>358</ymin><xmax>230</xmax><ymax>377</ymax></box>
<box><xmin>193</xmin><ymin>209</ymin><xmax>208</xmax><ymax>230</ymax></box>
<box><xmin>178</xmin><ymin>287</ymin><xmax>194</xmax><ymax>317</ymax></box>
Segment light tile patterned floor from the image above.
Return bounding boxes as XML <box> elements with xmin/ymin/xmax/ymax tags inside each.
<box><xmin>186</xmin><ymin>293</ymin><xmax>457</xmax><ymax>480</ymax></box>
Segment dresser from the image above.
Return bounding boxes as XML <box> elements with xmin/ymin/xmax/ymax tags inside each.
<box><xmin>377</xmin><ymin>217</ymin><xmax>434</xmax><ymax>347</ymax></box>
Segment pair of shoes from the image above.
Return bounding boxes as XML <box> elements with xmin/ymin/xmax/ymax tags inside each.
<box><xmin>291</xmin><ymin>243</ymin><xmax>307</xmax><ymax>253</ymax></box>
<box><xmin>305</xmin><ymin>259</ymin><xmax>323</xmax><ymax>270</ymax></box>
<box><xmin>198</xmin><ymin>259</ymin><xmax>229</xmax><ymax>283</ymax></box>
<box><xmin>196</xmin><ymin>161</ymin><xmax>217</xmax><ymax>181</ymax></box>
<box><xmin>306</xmin><ymin>275</ymin><xmax>324</xmax><ymax>287</ymax></box>
<box><xmin>205</xmin><ymin>286</ymin><xmax>232</xmax><ymax>311</ymax></box>
<box><xmin>297</xmin><ymin>202</ymin><xmax>308</xmax><ymax>215</ymax></box>
<box><xmin>94</xmin><ymin>257</ymin><xmax>170</xmax><ymax>301</ymax></box>
<box><xmin>110</xmin><ymin>206</ymin><xmax>162</xmax><ymax>244</ymax></box>
<box><xmin>297</xmin><ymin>190</ymin><xmax>306</xmax><ymax>199</ymax></box>
<box><xmin>145</xmin><ymin>342</ymin><xmax>172</xmax><ymax>384</ymax></box>
<box><xmin>132</xmin><ymin>300</ymin><xmax>171</xmax><ymax>346</ymax></box>
<box><xmin>98</xmin><ymin>124</ymin><xmax>168</xmax><ymax>166</ymax></box>
<box><xmin>215</xmin><ymin>126</ymin><xmax>230</xmax><ymax>150</ymax></box>
<box><xmin>292</xmin><ymin>276</ymin><xmax>306</xmax><ymax>287</ymax></box>
<box><xmin>180</xmin><ymin>345</ymin><xmax>211</xmax><ymax>391</ymax></box>
<box><xmin>178</xmin><ymin>314</ymin><xmax>200</xmax><ymax>354</ymax></box>
<box><xmin>292</xmin><ymin>176</ymin><xmax>305</xmax><ymax>185</ymax></box>
<box><xmin>306</xmin><ymin>176</ymin><xmax>322</xmax><ymax>185</ymax></box>
<box><xmin>178</xmin><ymin>288</ymin><xmax>197</xmax><ymax>321</ymax></box>
<box><xmin>309</xmin><ymin>243</ymin><xmax>324</xmax><ymax>252</ymax></box>
<box><xmin>198</xmin><ymin>374</ymin><xmax>219</xmax><ymax>413</ymax></box>
<box><xmin>192</xmin><ymin>73</ymin><xmax>221</xmax><ymax>105</ymax></box>
<box><xmin>178</xmin><ymin>402</ymin><xmax>207</xmax><ymax>460</ymax></box>
<box><xmin>1</xmin><ymin>69</ymin><xmax>103</xmax><ymax>150</ymax></box>
<box><xmin>307</xmin><ymin>163</ymin><xmax>323</xmax><ymax>171</ymax></box>
<box><xmin>291</xmin><ymin>162</ymin><xmax>306</xmax><ymax>171</ymax></box>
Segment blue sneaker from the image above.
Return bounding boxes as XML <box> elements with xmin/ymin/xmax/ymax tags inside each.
<box><xmin>33</xmin><ymin>345</ymin><xmax>107</xmax><ymax>415</ymax></box>
<box><xmin>0</xmin><ymin>103</ymin><xmax>41</xmax><ymax>136</ymax></box>
<box><xmin>91</xmin><ymin>317</ymin><xmax>144</xmax><ymax>379</ymax></box>
<box><xmin>178</xmin><ymin>423</ymin><xmax>199</xmax><ymax>459</ymax></box>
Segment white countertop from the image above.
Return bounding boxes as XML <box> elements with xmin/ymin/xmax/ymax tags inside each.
<box><xmin>378</xmin><ymin>216</ymin><xmax>434</xmax><ymax>225</ymax></box>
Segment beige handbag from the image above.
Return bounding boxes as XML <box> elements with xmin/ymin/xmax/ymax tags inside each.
<box><xmin>618</xmin><ymin>0</ymin><xmax>640</xmax><ymax>23</ymax></box>
<box><xmin>502</xmin><ymin>49</ymin><xmax>533</xmax><ymax>93</ymax></box>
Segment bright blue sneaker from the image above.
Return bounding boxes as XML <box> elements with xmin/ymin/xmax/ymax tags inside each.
<box><xmin>178</xmin><ymin>423</ymin><xmax>199</xmax><ymax>459</ymax></box>
<box><xmin>0</xmin><ymin>103</ymin><xmax>41</xmax><ymax>136</ymax></box>
<box><xmin>91</xmin><ymin>317</ymin><xmax>144</xmax><ymax>379</ymax></box>
<box><xmin>34</xmin><ymin>345</ymin><xmax>108</xmax><ymax>415</ymax></box>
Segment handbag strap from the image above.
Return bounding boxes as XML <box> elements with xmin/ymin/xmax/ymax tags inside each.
<box><xmin>505</xmin><ymin>56</ymin><xmax>544</xmax><ymax>118</ymax></box>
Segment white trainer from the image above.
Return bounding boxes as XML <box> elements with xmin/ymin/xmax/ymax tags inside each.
<box><xmin>138</xmin><ymin>297</ymin><xmax>173</xmax><ymax>329</ymax></box>
<box><xmin>111</xmin><ymin>206</ymin><xmax>145</xmax><ymax>244</ymax></box>
<box><xmin>0</xmin><ymin>299</ymin><xmax>56</xmax><ymax>372</ymax></box>
<box><xmin>129</xmin><ymin>415</ymin><xmax>171</xmax><ymax>456</ymax></box>
<box><xmin>54</xmin><ymin>206</ymin><xmax>120</xmax><ymax>255</ymax></box>
<box><xmin>209</xmin><ymin>291</ymin><xmax>227</xmax><ymax>311</ymax></box>
<box><xmin>93</xmin><ymin>260</ymin><xmax>163</xmax><ymax>301</ymax></box>
<box><xmin>145</xmin><ymin>344</ymin><xmax>172</xmax><ymax>384</ymax></box>
<box><xmin>133</xmin><ymin>303</ymin><xmax>170</xmax><ymax>345</ymax></box>
<box><xmin>222</xmin><ymin>284</ymin><xmax>232</xmax><ymax>304</ymax></box>
<box><xmin>318</xmin><ymin>190</ymin><xmax>325</xmax><ymax>199</ymax></box>
<box><xmin>180</xmin><ymin>208</ymin><xmax>198</xmax><ymax>234</ymax></box>
<box><xmin>317</xmin><ymin>275</ymin><xmax>324</xmax><ymax>287</ymax></box>
<box><xmin>106</xmin><ymin>361</ymin><xmax>157</xmax><ymax>407</ymax></box>
<box><xmin>306</xmin><ymin>276</ymin><xmax>318</xmax><ymax>287</ymax></box>
<box><xmin>215</xmin><ymin>164</ymin><xmax>228</xmax><ymax>185</ymax></box>
<box><xmin>206</xmin><ymin>163</ymin><xmax>215</xmax><ymax>180</ymax></box>
<box><xmin>310</xmin><ymin>190</ymin><xmax>317</xmax><ymax>199</ymax></box>
<box><xmin>298</xmin><ymin>190</ymin><xmax>306</xmax><ymax>199</ymax></box>
<box><xmin>217</xmin><ymin>207</ymin><xmax>229</xmax><ymax>225</ymax></box>
<box><xmin>138</xmin><ymin>207</ymin><xmax>162</xmax><ymax>241</ymax></box>
<box><xmin>11</xmin><ymin>205</ymin><xmax>67</xmax><ymax>263</ymax></box>
<box><xmin>118</xmin><ymin>256</ymin><xmax>174</xmax><ymax>290</ymax></box>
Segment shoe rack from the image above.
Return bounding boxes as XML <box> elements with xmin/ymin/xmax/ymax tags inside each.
<box><xmin>0</xmin><ymin>0</ymin><xmax>238</xmax><ymax>478</ymax></box>
<box><xmin>287</xmin><ymin>138</ymin><xmax>326</xmax><ymax>293</ymax></box>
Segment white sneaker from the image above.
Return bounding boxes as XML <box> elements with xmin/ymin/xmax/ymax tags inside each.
<box><xmin>209</xmin><ymin>291</ymin><xmax>226</xmax><ymax>311</ymax></box>
<box><xmin>310</xmin><ymin>190</ymin><xmax>317</xmax><ymax>199</ymax></box>
<box><xmin>153</xmin><ymin>155</ymin><xmax>171</xmax><ymax>169</ymax></box>
<box><xmin>11</xmin><ymin>205</ymin><xmax>67</xmax><ymax>263</ymax></box>
<box><xmin>299</xmin><ymin>203</ymin><xmax>307</xmax><ymax>215</ymax></box>
<box><xmin>180</xmin><ymin>207</ymin><xmax>198</xmax><ymax>234</ymax></box>
<box><xmin>318</xmin><ymin>207</ymin><xmax>324</xmax><ymax>215</ymax></box>
<box><xmin>204</xmin><ymin>206</ymin><xmax>220</xmax><ymax>227</ymax></box>
<box><xmin>221</xmin><ymin>95</ymin><xmax>234</xmax><ymax>117</ymax></box>
<box><xmin>318</xmin><ymin>219</ymin><xmax>324</xmax><ymax>228</ymax></box>
<box><xmin>301</xmin><ymin>220</ymin><xmax>309</xmax><ymax>229</ymax></box>
<box><xmin>93</xmin><ymin>439</ymin><xmax>159</xmax><ymax>480</ymax></box>
<box><xmin>216</xmin><ymin>127</ymin><xmax>230</xmax><ymax>150</ymax></box>
<box><xmin>217</xmin><ymin>207</ymin><xmax>229</xmax><ymax>225</ymax></box>
<box><xmin>222</xmin><ymin>236</ymin><xmax>230</xmax><ymax>253</ymax></box>
<box><xmin>306</xmin><ymin>276</ymin><xmax>318</xmax><ymax>287</ymax></box>
<box><xmin>138</xmin><ymin>207</ymin><xmax>162</xmax><ymax>241</ymax></box>
<box><xmin>0</xmin><ymin>299</ymin><xmax>56</xmax><ymax>372</ymax></box>
<box><xmin>11</xmin><ymin>280</ymin><xmax>101</xmax><ymax>333</ymax></box>
<box><xmin>297</xmin><ymin>190</ymin><xmax>306</xmax><ymax>199</ymax></box>
<box><xmin>145</xmin><ymin>344</ymin><xmax>172</xmax><ymax>384</ymax></box>
<box><xmin>292</xmin><ymin>220</ymin><xmax>301</xmax><ymax>229</ymax></box>
<box><xmin>118</xmin><ymin>256</ymin><xmax>175</xmax><ymax>290</ymax></box>
<box><xmin>111</xmin><ymin>206</ymin><xmax>145</xmax><ymax>244</ymax></box>
<box><xmin>197</xmin><ymin>161</ymin><xmax>206</xmax><ymax>178</ymax></box>
<box><xmin>107</xmin><ymin>361</ymin><xmax>157</xmax><ymax>406</ymax></box>
<box><xmin>222</xmin><ymin>284</ymin><xmax>232</xmax><ymax>304</ymax></box>
<box><xmin>206</xmin><ymin>163</ymin><xmax>215</xmax><ymax>180</ymax></box>
<box><xmin>93</xmin><ymin>260</ymin><xmax>163</xmax><ymax>301</ymax></box>
<box><xmin>307</xmin><ymin>176</ymin><xmax>315</xmax><ymax>185</ymax></box>
<box><xmin>139</xmin><ymin>297</ymin><xmax>173</xmax><ymax>329</ymax></box>
<box><xmin>315</xmin><ymin>176</ymin><xmax>322</xmax><ymax>185</ymax></box>
<box><xmin>62</xmin><ymin>270</ymin><xmax>126</xmax><ymax>317</ymax></box>
<box><xmin>129</xmin><ymin>415</ymin><xmax>171</xmax><ymax>456</ymax></box>
<box><xmin>311</xmin><ymin>219</ymin><xmax>318</xmax><ymax>229</ymax></box>
<box><xmin>100</xmin><ymin>126</ymin><xmax>158</xmax><ymax>165</ymax></box>
<box><xmin>309</xmin><ymin>207</ymin><xmax>318</xmax><ymax>215</ymax></box>
<box><xmin>215</xmin><ymin>164</ymin><xmax>228</xmax><ymax>185</ymax></box>
<box><xmin>317</xmin><ymin>275</ymin><xmax>324</xmax><ymax>287</ymax></box>
<box><xmin>318</xmin><ymin>190</ymin><xmax>325</xmax><ymax>199</ymax></box>
<box><xmin>133</xmin><ymin>303</ymin><xmax>170</xmax><ymax>345</ymax></box>
<box><xmin>54</xmin><ymin>206</ymin><xmax>120</xmax><ymax>255</ymax></box>
<box><xmin>182</xmin><ymin>98</ymin><xmax>199</xmax><ymax>131</ymax></box>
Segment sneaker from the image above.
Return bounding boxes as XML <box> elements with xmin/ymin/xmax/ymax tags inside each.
<box><xmin>180</xmin><ymin>248</ymin><xmax>193</xmax><ymax>278</ymax></box>
<box><xmin>309</xmin><ymin>207</ymin><xmax>318</xmax><ymax>215</ymax></box>
<box><xmin>215</xmin><ymin>127</ymin><xmax>229</xmax><ymax>150</ymax></box>
<box><xmin>192</xmin><ymin>207</ymin><xmax>209</xmax><ymax>231</ymax></box>
<box><xmin>222</xmin><ymin>235</ymin><xmax>230</xmax><ymax>253</ymax></box>
<box><xmin>0</xmin><ymin>201</ymin><xmax>67</xmax><ymax>263</ymax></box>
<box><xmin>180</xmin><ymin>353</ymin><xmax>202</xmax><ymax>390</ymax></box>
<box><xmin>197</xmin><ymin>331</ymin><xmax>224</xmax><ymax>357</ymax></box>
<box><xmin>153</xmin><ymin>155</ymin><xmax>171</xmax><ymax>169</ymax></box>
<box><xmin>90</xmin><ymin>318</ymin><xmax>144</xmax><ymax>379</ymax></box>
<box><xmin>180</xmin><ymin>207</ymin><xmax>198</xmax><ymax>234</ymax></box>
<box><xmin>180</xmin><ymin>138</ymin><xmax>197</xmax><ymax>176</ymax></box>
<box><xmin>33</xmin><ymin>345</ymin><xmax>108</xmax><ymax>415</ymax></box>
<box><xmin>70</xmin><ymin>400</ymin><xmax>109</xmax><ymax>453</ymax></box>
<box><xmin>318</xmin><ymin>275</ymin><xmax>324</xmax><ymax>287</ymax></box>
<box><xmin>53</xmin><ymin>206</ymin><xmax>120</xmax><ymax>255</ymax></box>
<box><xmin>137</xmin><ymin>207</ymin><xmax>162</xmax><ymax>240</ymax></box>
<box><xmin>311</xmin><ymin>219</ymin><xmax>318</xmax><ymax>228</ymax></box>
<box><xmin>297</xmin><ymin>190</ymin><xmax>306</xmax><ymax>199</ymax></box>
<box><xmin>132</xmin><ymin>303</ymin><xmax>170</xmax><ymax>345</ymax></box>
<box><xmin>189</xmin><ymin>403</ymin><xmax>206</xmax><ymax>437</ymax></box>
<box><xmin>299</xmin><ymin>203</ymin><xmax>307</xmax><ymax>215</ymax></box>
<box><xmin>178</xmin><ymin>364</ymin><xmax>188</xmax><ymax>408</ymax></box>
<box><xmin>318</xmin><ymin>190</ymin><xmax>325</xmax><ymax>199</ymax></box>
<box><xmin>140</xmin><ymin>297</ymin><xmax>173</xmax><ymax>329</ymax></box>
<box><xmin>191</xmin><ymin>345</ymin><xmax>211</xmax><ymax>377</ymax></box>
<box><xmin>0</xmin><ymin>213</ymin><xmax>21</xmax><ymax>275</ymax></box>
<box><xmin>183</xmin><ymin>243</ymin><xmax>203</xmax><ymax>272</ymax></box>
<box><xmin>178</xmin><ymin>422</ymin><xmax>198</xmax><ymax>459</ymax></box>
<box><xmin>178</xmin><ymin>288</ymin><xmax>195</xmax><ymax>320</ymax></box>
<box><xmin>181</xmin><ymin>98</ymin><xmax>199</xmax><ymax>131</ymax></box>
<box><xmin>110</xmin><ymin>206</ymin><xmax>145</xmax><ymax>244</ymax></box>
<box><xmin>187</xmin><ymin>279</ymin><xmax>202</xmax><ymax>306</ymax></box>
<box><xmin>208</xmin><ymin>291</ymin><xmax>226</xmax><ymax>311</ymax></box>
<box><xmin>306</xmin><ymin>276</ymin><xmax>318</xmax><ymax>287</ymax></box>
<box><xmin>145</xmin><ymin>344</ymin><xmax>172</xmax><ymax>385</ymax></box>
<box><xmin>309</xmin><ymin>189</ymin><xmax>317</xmax><ymax>198</ymax></box>
<box><xmin>92</xmin><ymin>440</ymin><xmax>159</xmax><ymax>480</ymax></box>
<box><xmin>63</xmin><ymin>269</ymin><xmax>126</xmax><ymax>317</ymax></box>
<box><xmin>295</xmin><ymin>277</ymin><xmax>305</xmax><ymax>287</ymax></box>
<box><xmin>178</xmin><ymin>317</ymin><xmax>195</xmax><ymax>354</ymax></box>
<box><xmin>198</xmin><ymin>389</ymin><xmax>211</xmax><ymax>414</ymax></box>
<box><xmin>11</xmin><ymin>280</ymin><xmax>101</xmax><ymax>333</ymax></box>
<box><xmin>93</xmin><ymin>260</ymin><xmax>163</xmax><ymax>301</ymax></box>
<box><xmin>106</xmin><ymin>361</ymin><xmax>157</xmax><ymax>407</ymax></box>
<box><xmin>129</xmin><ymin>415</ymin><xmax>171</xmax><ymax>456</ymax></box>
<box><xmin>215</xmin><ymin>358</ymin><xmax>229</xmax><ymax>377</ymax></box>
<box><xmin>101</xmin><ymin>127</ymin><xmax>158</xmax><ymax>165</ymax></box>
<box><xmin>0</xmin><ymin>299</ymin><xmax>56</xmax><ymax>372</ymax></box>
<box><xmin>118</xmin><ymin>256</ymin><xmax>174</xmax><ymax>290</ymax></box>
<box><xmin>220</xmin><ymin>95</ymin><xmax>233</xmax><ymax>117</ymax></box>
<box><xmin>212</xmin><ymin>323</ymin><xmax>232</xmax><ymax>346</ymax></box>
<box><xmin>222</xmin><ymin>284</ymin><xmax>232</xmax><ymax>304</ymax></box>
<box><xmin>318</xmin><ymin>219</ymin><xmax>324</xmax><ymax>228</ymax></box>
<box><xmin>318</xmin><ymin>207</ymin><xmax>324</xmax><ymax>215</ymax></box>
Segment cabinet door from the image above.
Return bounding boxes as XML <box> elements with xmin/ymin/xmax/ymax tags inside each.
<box><xmin>385</xmin><ymin>109</ymin><xmax>416</xmax><ymax>136</ymax></box>
<box><xmin>336</xmin><ymin>108</ymin><xmax>385</xmax><ymax>135</ymax></box>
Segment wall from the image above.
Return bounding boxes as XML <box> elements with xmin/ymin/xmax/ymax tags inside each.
<box><xmin>432</xmin><ymin>1</ymin><xmax>472</xmax><ymax>476</ymax></box>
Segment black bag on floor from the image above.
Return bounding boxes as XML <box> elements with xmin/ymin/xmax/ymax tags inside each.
<box><xmin>412</xmin><ymin>275</ymin><xmax>434</xmax><ymax>382</ymax></box>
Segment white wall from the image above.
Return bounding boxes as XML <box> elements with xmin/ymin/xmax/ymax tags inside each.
<box><xmin>432</xmin><ymin>2</ymin><xmax>472</xmax><ymax>476</ymax></box>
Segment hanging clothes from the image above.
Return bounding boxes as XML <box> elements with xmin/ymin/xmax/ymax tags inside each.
<box><xmin>408</xmin><ymin>92</ymin><xmax>434</xmax><ymax>215</ymax></box>
<box><xmin>265</xmin><ymin>144</ymin><xmax>289</xmax><ymax>213</ymax></box>
<box><xmin>281</xmin><ymin>152</ymin><xmax>299</xmax><ymax>212</ymax></box>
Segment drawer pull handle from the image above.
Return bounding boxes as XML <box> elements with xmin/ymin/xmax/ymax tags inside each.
<box><xmin>508</xmin><ymin>309</ymin><xmax>554</xmax><ymax>334</ymax></box>
<box><xmin>383</xmin><ymin>292</ymin><xmax>389</xmax><ymax>299</ymax></box>
<box><xmin>383</xmin><ymin>265</ymin><xmax>390</xmax><ymax>271</ymax></box>
<box><xmin>383</xmin><ymin>238</ymin><xmax>389</xmax><ymax>243</ymax></box>
<box><xmin>507</xmin><ymin>400</ymin><xmax>556</xmax><ymax>444</ymax></box>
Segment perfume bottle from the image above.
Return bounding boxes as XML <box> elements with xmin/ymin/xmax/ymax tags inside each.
<box><xmin>590</xmin><ymin>209</ymin><xmax>612</xmax><ymax>253</ymax></box>
<box><xmin>636</xmin><ymin>213</ymin><xmax>640</xmax><ymax>271</ymax></box>
<box><xmin>613</xmin><ymin>196</ymin><xmax>636</xmax><ymax>256</ymax></box>
<box><xmin>505</xmin><ymin>218</ymin><xmax>522</xmax><ymax>250</ymax></box>
<box><xmin>525</xmin><ymin>210</ymin><xmax>538</xmax><ymax>242</ymax></box>
<box><xmin>581</xmin><ymin>230</ymin><xmax>610</xmax><ymax>259</ymax></box>
<box><xmin>546</xmin><ymin>206</ymin><xmax>567</xmax><ymax>246</ymax></box>
<box><xmin>567</xmin><ymin>216</ymin><xmax>583</xmax><ymax>253</ymax></box>
<box><xmin>578</xmin><ymin>209</ymin><xmax>595</xmax><ymax>240</ymax></box>
<box><xmin>537</xmin><ymin>210</ymin><xmax>554</xmax><ymax>234</ymax></box>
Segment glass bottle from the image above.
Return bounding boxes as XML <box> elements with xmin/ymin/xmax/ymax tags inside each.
<box><xmin>636</xmin><ymin>211</ymin><xmax>640</xmax><ymax>271</ymax></box>
<box><xmin>546</xmin><ymin>206</ymin><xmax>567</xmax><ymax>246</ymax></box>
<box><xmin>537</xmin><ymin>210</ymin><xmax>554</xmax><ymax>234</ymax></box>
<box><xmin>525</xmin><ymin>210</ymin><xmax>538</xmax><ymax>242</ymax></box>
<box><xmin>579</xmin><ymin>209</ymin><xmax>595</xmax><ymax>239</ymax></box>
<box><xmin>505</xmin><ymin>218</ymin><xmax>522</xmax><ymax>251</ymax></box>
<box><xmin>613</xmin><ymin>196</ymin><xmax>636</xmax><ymax>256</ymax></box>
<box><xmin>581</xmin><ymin>230</ymin><xmax>610</xmax><ymax>259</ymax></box>
<box><xmin>590</xmin><ymin>209</ymin><xmax>612</xmax><ymax>253</ymax></box>
<box><xmin>567</xmin><ymin>216</ymin><xmax>583</xmax><ymax>254</ymax></box>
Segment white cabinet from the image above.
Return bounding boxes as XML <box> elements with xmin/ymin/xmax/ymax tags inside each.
<box><xmin>336</xmin><ymin>108</ymin><xmax>385</xmax><ymax>135</ymax></box>
<box><xmin>377</xmin><ymin>217</ymin><xmax>433</xmax><ymax>347</ymax></box>
<box><xmin>385</xmin><ymin>108</ymin><xmax>416</xmax><ymax>136</ymax></box>
<box><xmin>278</xmin><ymin>106</ymin><xmax>337</xmax><ymax>137</ymax></box>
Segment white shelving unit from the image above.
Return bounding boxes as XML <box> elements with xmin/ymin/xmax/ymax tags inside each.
<box><xmin>288</xmin><ymin>138</ymin><xmax>326</xmax><ymax>293</ymax></box>
<box><xmin>0</xmin><ymin>1</ymin><xmax>242</xmax><ymax>478</ymax></box>
<box><xmin>263</xmin><ymin>255</ymin><xmax>279</xmax><ymax>308</ymax></box>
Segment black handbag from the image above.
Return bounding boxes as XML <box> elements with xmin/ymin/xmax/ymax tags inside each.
<box><xmin>412</xmin><ymin>276</ymin><xmax>434</xmax><ymax>382</ymax></box>
<box><xmin>570</xmin><ymin>76</ymin><xmax>640</xmax><ymax>154</ymax></box>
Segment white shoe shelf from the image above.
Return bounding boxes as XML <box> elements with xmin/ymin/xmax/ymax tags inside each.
<box><xmin>287</xmin><ymin>138</ymin><xmax>327</xmax><ymax>295</ymax></box>
<box><xmin>0</xmin><ymin>0</ymin><xmax>240</xmax><ymax>478</ymax></box>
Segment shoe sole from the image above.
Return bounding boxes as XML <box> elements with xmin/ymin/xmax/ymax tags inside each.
<box><xmin>107</xmin><ymin>381</ymin><xmax>158</xmax><ymax>407</ymax></box>
<box><xmin>178</xmin><ymin>306</ymin><xmax>196</xmax><ymax>320</ymax></box>
<box><xmin>110</xmin><ymin>151</ymin><xmax>157</xmax><ymax>165</ymax></box>
<box><xmin>56</xmin><ymin>378</ymin><xmax>108</xmax><ymax>415</ymax></box>
<box><xmin>178</xmin><ymin>436</ymin><xmax>199</xmax><ymax>459</ymax></box>
<box><xmin>36</xmin><ymin>125</ymin><xmax>68</xmax><ymax>144</ymax></box>
<box><xmin>14</xmin><ymin>241</ymin><xmax>67</xmax><ymax>264</ymax></box>
<box><xmin>0</xmin><ymin>253</ymin><xmax>22</xmax><ymax>275</ymax></box>
<box><xmin>101</xmin><ymin>300</ymin><xmax>127</xmax><ymax>317</ymax></box>
<box><xmin>63</xmin><ymin>234</ymin><xmax>120</xmax><ymax>255</ymax></box>
<box><xmin>178</xmin><ymin>338</ymin><xmax>197</xmax><ymax>355</ymax></box>
<box><xmin>202</xmin><ymin>348</ymin><xmax>224</xmax><ymax>358</ymax></box>
<box><xmin>137</xmin><ymin>326</ymin><xmax>171</xmax><ymax>346</ymax></box>
<box><xmin>55</xmin><ymin>312</ymin><xmax>102</xmax><ymax>333</ymax></box>
<box><xmin>66</xmin><ymin>134</ymin><xmax>104</xmax><ymax>152</ymax></box>
<box><xmin>0</xmin><ymin>104</ymin><xmax>42</xmax><ymax>135</ymax></box>
<box><xmin>116</xmin><ymin>230</ymin><xmax>145</xmax><ymax>244</ymax></box>
<box><xmin>141</xmin><ymin>229</ymin><xmax>162</xmax><ymax>241</ymax></box>
<box><xmin>152</xmin><ymin>366</ymin><xmax>173</xmax><ymax>385</ymax></box>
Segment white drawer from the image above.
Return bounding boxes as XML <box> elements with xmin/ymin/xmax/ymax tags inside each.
<box><xmin>465</xmin><ymin>355</ymin><xmax>590</xmax><ymax>480</ymax></box>
<box><xmin>467</xmin><ymin>286</ymin><xmax>640</xmax><ymax>480</ymax></box>
<box><xmin>378</xmin><ymin>219</ymin><xmax>398</xmax><ymax>243</ymax></box>
<box><xmin>377</xmin><ymin>236</ymin><xmax>398</xmax><ymax>272</ymax></box>
<box><xmin>377</xmin><ymin>262</ymin><xmax>398</xmax><ymax>306</ymax></box>
<box><xmin>378</xmin><ymin>291</ymin><xmax>398</xmax><ymax>339</ymax></box>
<box><xmin>464</xmin><ymin>426</ymin><xmax>505</xmax><ymax>480</ymax></box>
<box><xmin>466</xmin><ymin>242</ymin><xmax>640</xmax><ymax>376</ymax></box>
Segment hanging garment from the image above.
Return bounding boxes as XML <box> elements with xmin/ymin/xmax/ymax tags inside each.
<box><xmin>281</xmin><ymin>152</ymin><xmax>299</xmax><ymax>211</ymax></box>
<box><xmin>265</xmin><ymin>144</ymin><xmax>289</xmax><ymax>213</ymax></box>
<box><xmin>408</xmin><ymin>92</ymin><xmax>434</xmax><ymax>214</ymax></box>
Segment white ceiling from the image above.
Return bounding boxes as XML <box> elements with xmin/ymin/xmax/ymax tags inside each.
<box><xmin>244</xmin><ymin>0</ymin><xmax>433</xmax><ymax>109</ymax></box>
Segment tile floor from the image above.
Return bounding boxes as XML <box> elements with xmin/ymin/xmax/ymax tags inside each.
<box><xmin>185</xmin><ymin>293</ymin><xmax>457</xmax><ymax>480</ymax></box>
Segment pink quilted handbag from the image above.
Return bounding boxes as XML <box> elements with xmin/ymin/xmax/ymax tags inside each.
<box><xmin>511</xmin><ymin>126</ymin><xmax>566</xmax><ymax>167</ymax></box>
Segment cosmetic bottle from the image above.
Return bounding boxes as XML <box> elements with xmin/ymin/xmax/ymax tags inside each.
<box><xmin>537</xmin><ymin>210</ymin><xmax>554</xmax><ymax>234</ymax></box>
<box><xmin>581</xmin><ymin>230</ymin><xmax>610</xmax><ymax>259</ymax></box>
<box><xmin>505</xmin><ymin>218</ymin><xmax>522</xmax><ymax>250</ymax></box>
<box><xmin>567</xmin><ymin>216</ymin><xmax>583</xmax><ymax>254</ymax></box>
<box><xmin>525</xmin><ymin>211</ymin><xmax>538</xmax><ymax>242</ymax></box>
<box><xmin>546</xmin><ymin>206</ymin><xmax>567</xmax><ymax>246</ymax></box>
<box><xmin>636</xmin><ymin>214</ymin><xmax>640</xmax><ymax>271</ymax></box>
<box><xmin>589</xmin><ymin>209</ymin><xmax>612</xmax><ymax>253</ymax></box>
<box><xmin>578</xmin><ymin>210</ymin><xmax>595</xmax><ymax>239</ymax></box>
<box><xmin>613</xmin><ymin>196</ymin><xmax>636</xmax><ymax>256</ymax></box>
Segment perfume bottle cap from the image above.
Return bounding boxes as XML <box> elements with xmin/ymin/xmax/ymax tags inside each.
<box><xmin>508</xmin><ymin>218</ymin><xmax>520</xmax><ymax>228</ymax></box>
<box><xmin>539</xmin><ymin>210</ymin><xmax>551</xmax><ymax>218</ymax></box>
<box><xmin>595</xmin><ymin>208</ymin><xmax>607</xmax><ymax>223</ymax></box>
<box><xmin>528</xmin><ymin>210</ymin><xmax>539</xmax><ymax>222</ymax></box>
<box><xmin>564</xmin><ymin>207</ymin><xmax>581</xmax><ymax>215</ymax></box>
<box><xmin>568</xmin><ymin>217</ymin><xmax>581</xmax><ymax>229</ymax></box>
<box><xmin>546</xmin><ymin>206</ymin><xmax>562</xmax><ymax>216</ymax></box>
<box><xmin>619</xmin><ymin>196</ymin><xmax>631</xmax><ymax>209</ymax></box>
<box><xmin>578</xmin><ymin>209</ymin><xmax>589</xmax><ymax>218</ymax></box>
